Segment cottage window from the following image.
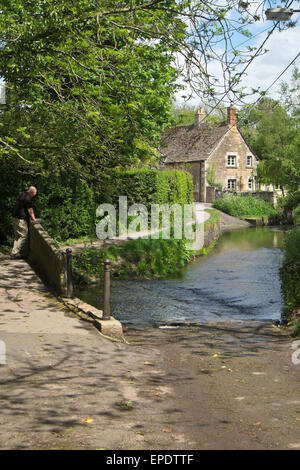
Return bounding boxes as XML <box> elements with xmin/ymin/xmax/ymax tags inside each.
<box><xmin>247</xmin><ymin>156</ymin><xmax>252</xmax><ymax>167</ymax></box>
<box><xmin>227</xmin><ymin>179</ymin><xmax>236</xmax><ymax>190</ymax></box>
<box><xmin>248</xmin><ymin>178</ymin><xmax>253</xmax><ymax>189</ymax></box>
<box><xmin>227</xmin><ymin>155</ymin><xmax>236</xmax><ymax>167</ymax></box>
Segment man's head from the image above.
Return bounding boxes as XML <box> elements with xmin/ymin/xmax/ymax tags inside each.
<box><xmin>27</xmin><ymin>186</ymin><xmax>37</xmax><ymax>197</ymax></box>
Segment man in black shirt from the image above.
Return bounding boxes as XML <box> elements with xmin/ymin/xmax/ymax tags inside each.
<box><xmin>10</xmin><ymin>186</ymin><xmax>38</xmax><ymax>259</ymax></box>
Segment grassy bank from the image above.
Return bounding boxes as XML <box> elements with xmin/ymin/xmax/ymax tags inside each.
<box><xmin>73</xmin><ymin>209</ymin><xmax>221</xmax><ymax>283</ymax></box>
<box><xmin>213</xmin><ymin>195</ymin><xmax>279</xmax><ymax>220</ymax></box>
<box><xmin>73</xmin><ymin>237</ymin><xmax>192</xmax><ymax>283</ymax></box>
<box><xmin>281</xmin><ymin>228</ymin><xmax>300</xmax><ymax>336</ymax></box>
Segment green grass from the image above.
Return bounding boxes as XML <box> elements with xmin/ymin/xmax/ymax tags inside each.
<box><xmin>213</xmin><ymin>195</ymin><xmax>279</xmax><ymax>219</ymax></box>
<box><xmin>73</xmin><ymin>237</ymin><xmax>192</xmax><ymax>283</ymax></box>
<box><xmin>204</xmin><ymin>208</ymin><xmax>221</xmax><ymax>226</ymax></box>
<box><xmin>57</xmin><ymin>235</ymin><xmax>97</xmax><ymax>246</ymax></box>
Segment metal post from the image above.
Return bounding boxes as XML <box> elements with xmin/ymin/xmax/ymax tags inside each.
<box><xmin>66</xmin><ymin>248</ymin><xmax>73</xmax><ymax>298</ymax></box>
<box><xmin>103</xmin><ymin>259</ymin><xmax>111</xmax><ymax>320</ymax></box>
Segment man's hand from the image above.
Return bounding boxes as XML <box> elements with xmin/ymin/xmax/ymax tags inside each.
<box><xmin>28</xmin><ymin>207</ymin><xmax>39</xmax><ymax>222</ymax></box>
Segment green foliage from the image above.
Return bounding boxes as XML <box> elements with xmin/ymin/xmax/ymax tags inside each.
<box><xmin>213</xmin><ymin>196</ymin><xmax>278</xmax><ymax>219</ymax></box>
<box><xmin>1</xmin><ymin>167</ymin><xmax>192</xmax><ymax>246</ymax></box>
<box><xmin>105</xmin><ymin>169</ymin><xmax>193</xmax><ymax>208</ymax></box>
<box><xmin>294</xmin><ymin>206</ymin><xmax>300</xmax><ymax>227</ymax></box>
<box><xmin>0</xmin><ymin>172</ymin><xmax>96</xmax><ymax>244</ymax></box>
<box><xmin>35</xmin><ymin>176</ymin><xmax>97</xmax><ymax>242</ymax></box>
<box><xmin>204</xmin><ymin>209</ymin><xmax>221</xmax><ymax>226</ymax></box>
<box><xmin>170</xmin><ymin>104</ymin><xmax>225</xmax><ymax>127</ymax></box>
<box><xmin>293</xmin><ymin>322</ymin><xmax>300</xmax><ymax>338</ymax></box>
<box><xmin>171</xmin><ymin>104</ymin><xmax>198</xmax><ymax>126</ymax></box>
<box><xmin>239</xmin><ymin>72</ymin><xmax>300</xmax><ymax>193</ymax></box>
<box><xmin>74</xmin><ymin>237</ymin><xmax>192</xmax><ymax>281</ymax></box>
<box><xmin>281</xmin><ymin>228</ymin><xmax>300</xmax><ymax>316</ymax></box>
<box><xmin>0</xmin><ymin>0</ymin><xmax>184</xmax><ymax>182</ymax></box>
<box><xmin>206</xmin><ymin>164</ymin><xmax>222</xmax><ymax>189</ymax></box>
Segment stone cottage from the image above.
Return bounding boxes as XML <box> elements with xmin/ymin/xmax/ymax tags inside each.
<box><xmin>160</xmin><ymin>106</ymin><xmax>259</xmax><ymax>202</ymax></box>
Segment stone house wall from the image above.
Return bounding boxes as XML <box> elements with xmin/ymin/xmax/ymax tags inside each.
<box><xmin>207</xmin><ymin>127</ymin><xmax>258</xmax><ymax>193</ymax></box>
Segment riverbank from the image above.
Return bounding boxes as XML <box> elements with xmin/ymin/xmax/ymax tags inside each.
<box><xmin>71</xmin><ymin>208</ymin><xmax>221</xmax><ymax>284</ymax></box>
<box><xmin>280</xmin><ymin>227</ymin><xmax>300</xmax><ymax>336</ymax></box>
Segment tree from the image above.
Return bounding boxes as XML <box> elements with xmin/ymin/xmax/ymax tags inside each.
<box><xmin>239</xmin><ymin>73</ymin><xmax>300</xmax><ymax>193</ymax></box>
<box><xmin>0</xmin><ymin>0</ymin><xmax>295</xmax><ymax>183</ymax></box>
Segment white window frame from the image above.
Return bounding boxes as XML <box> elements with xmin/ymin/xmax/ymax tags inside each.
<box><xmin>227</xmin><ymin>155</ymin><xmax>237</xmax><ymax>168</ymax></box>
<box><xmin>246</xmin><ymin>155</ymin><xmax>252</xmax><ymax>167</ymax></box>
<box><xmin>227</xmin><ymin>179</ymin><xmax>236</xmax><ymax>190</ymax></box>
<box><xmin>248</xmin><ymin>177</ymin><xmax>253</xmax><ymax>189</ymax></box>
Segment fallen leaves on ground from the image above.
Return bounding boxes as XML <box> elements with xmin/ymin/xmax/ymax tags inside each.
<box><xmin>81</xmin><ymin>417</ymin><xmax>94</xmax><ymax>424</ymax></box>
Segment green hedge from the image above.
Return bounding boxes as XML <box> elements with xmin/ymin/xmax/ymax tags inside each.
<box><xmin>0</xmin><ymin>172</ymin><xmax>96</xmax><ymax>244</ymax></box>
<box><xmin>281</xmin><ymin>228</ymin><xmax>300</xmax><ymax>321</ymax></box>
<box><xmin>35</xmin><ymin>177</ymin><xmax>97</xmax><ymax>242</ymax></box>
<box><xmin>103</xmin><ymin>169</ymin><xmax>193</xmax><ymax>207</ymax></box>
<box><xmin>294</xmin><ymin>205</ymin><xmax>300</xmax><ymax>226</ymax></box>
<box><xmin>1</xmin><ymin>168</ymin><xmax>192</xmax><ymax>245</ymax></box>
<box><xmin>213</xmin><ymin>195</ymin><xmax>279</xmax><ymax>219</ymax></box>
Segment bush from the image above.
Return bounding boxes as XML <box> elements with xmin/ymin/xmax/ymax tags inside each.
<box><xmin>74</xmin><ymin>237</ymin><xmax>192</xmax><ymax>281</ymax></box>
<box><xmin>1</xmin><ymin>167</ymin><xmax>192</xmax><ymax>246</ymax></box>
<box><xmin>294</xmin><ymin>205</ymin><xmax>300</xmax><ymax>226</ymax></box>
<box><xmin>281</xmin><ymin>228</ymin><xmax>300</xmax><ymax>316</ymax></box>
<box><xmin>213</xmin><ymin>195</ymin><xmax>279</xmax><ymax>219</ymax></box>
<box><xmin>35</xmin><ymin>176</ymin><xmax>97</xmax><ymax>242</ymax></box>
<box><xmin>103</xmin><ymin>169</ymin><xmax>193</xmax><ymax>208</ymax></box>
<box><xmin>0</xmin><ymin>172</ymin><xmax>96</xmax><ymax>244</ymax></box>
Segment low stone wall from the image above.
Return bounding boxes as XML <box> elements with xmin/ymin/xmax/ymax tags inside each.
<box><xmin>28</xmin><ymin>221</ymin><xmax>67</xmax><ymax>295</ymax></box>
<box><xmin>203</xmin><ymin>220</ymin><xmax>221</xmax><ymax>248</ymax></box>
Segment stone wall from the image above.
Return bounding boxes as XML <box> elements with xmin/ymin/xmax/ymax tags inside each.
<box><xmin>203</xmin><ymin>219</ymin><xmax>221</xmax><ymax>249</ymax></box>
<box><xmin>28</xmin><ymin>221</ymin><xmax>67</xmax><ymax>295</ymax></box>
<box><xmin>206</xmin><ymin>186</ymin><xmax>216</xmax><ymax>204</ymax></box>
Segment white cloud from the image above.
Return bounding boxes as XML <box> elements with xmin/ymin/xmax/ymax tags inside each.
<box><xmin>240</xmin><ymin>26</ymin><xmax>300</xmax><ymax>100</ymax></box>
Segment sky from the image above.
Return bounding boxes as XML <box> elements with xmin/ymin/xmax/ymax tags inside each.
<box><xmin>175</xmin><ymin>8</ymin><xmax>300</xmax><ymax>109</ymax></box>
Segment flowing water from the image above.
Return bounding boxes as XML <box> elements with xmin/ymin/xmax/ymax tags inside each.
<box><xmin>75</xmin><ymin>227</ymin><xmax>286</xmax><ymax>326</ymax></box>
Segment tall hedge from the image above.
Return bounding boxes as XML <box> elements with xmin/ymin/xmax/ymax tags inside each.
<box><xmin>0</xmin><ymin>172</ymin><xmax>96</xmax><ymax>244</ymax></box>
<box><xmin>103</xmin><ymin>169</ymin><xmax>193</xmax><ymax>207</ymax></box>
<box><xmin>1</xmin><ymin>168</ymin><xmax>192</xmax><ymax>245</ymax></box>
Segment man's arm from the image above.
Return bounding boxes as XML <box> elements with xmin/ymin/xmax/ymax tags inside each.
<box><xmin>27</xmin><ymin>207</ymin><xmax>38</xmax><ymax>222</ymax></box>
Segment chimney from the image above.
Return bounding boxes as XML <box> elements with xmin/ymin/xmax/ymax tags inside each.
<box><xmin>194</xmin><ymin>108</ymin><xmax>206</xmax><ymax>129</ymax></box>
<box><xmin>227</xmin><ymin>105</ymin><xmax>237</xmax><ymax>127</ymax></box>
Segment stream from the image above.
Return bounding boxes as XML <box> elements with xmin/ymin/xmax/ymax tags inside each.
<box><xmin>75</xmin><ymin>227</ymin><xmax>286</xmax><ymax>326</ymax></box>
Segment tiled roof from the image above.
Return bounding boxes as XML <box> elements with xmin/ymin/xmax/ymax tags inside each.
<box><xmin>160</xmin><ymin>121</ymin><xmax>230</xmax><ymax>163</ymax></box>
